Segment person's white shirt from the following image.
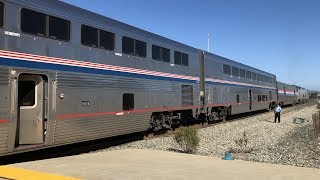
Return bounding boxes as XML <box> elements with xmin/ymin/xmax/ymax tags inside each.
<box><xmin>275</xmin><ymin>105</ymin><xmax>282</xmax><ymax>113</ymax></box>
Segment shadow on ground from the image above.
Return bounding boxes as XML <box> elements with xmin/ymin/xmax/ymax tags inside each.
<box><xmin>0</xmin><ymin>132</ymin><xmax>144</xmax><ymax>165</ymax></box>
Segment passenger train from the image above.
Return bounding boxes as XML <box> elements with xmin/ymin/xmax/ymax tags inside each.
<box><xmin>0</xmin><ymin>0</ymin><xmax>309</xmax><ymax>156</ymax></box>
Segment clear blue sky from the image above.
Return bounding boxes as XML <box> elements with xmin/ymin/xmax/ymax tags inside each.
<box><xmin>61</xmin><ymin>0</ymin><xmax>320</xmax><ymax>90</ymax></box>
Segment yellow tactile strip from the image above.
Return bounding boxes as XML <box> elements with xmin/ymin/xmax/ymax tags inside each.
<box><xmin>0</xmin><ymin>166</ymin><xmax>81</xmax><ymax>180</ymax></box>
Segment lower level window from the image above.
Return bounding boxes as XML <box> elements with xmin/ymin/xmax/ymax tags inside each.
<box><xmin>123</xmin><ymin>93</ymin><xmax>134</xmax><ymax>110</ymax></box>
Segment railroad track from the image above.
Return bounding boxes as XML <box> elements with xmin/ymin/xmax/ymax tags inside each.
<box><xmin>144</xmin><ymin>100</ymin><xmax>317</xmax><ymax>140</ymax></box>
<box><xmin>1</xmin><ymin>100</ymin><xmax>316</xmax><ymax>165</ymax></box>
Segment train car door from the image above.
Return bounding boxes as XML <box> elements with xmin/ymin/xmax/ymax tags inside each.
<box><xmin>17</xmin><ymin>75</ymin><xmax>45</xmax><ymax>145</ymax></box>
<box><xmin>249</xmin><ymin>89</ymin><xmax>252</xmax><ymax>110</ymax></box>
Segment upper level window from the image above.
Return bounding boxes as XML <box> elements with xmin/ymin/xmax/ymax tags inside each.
<box><xmin>239</xmin><ymin>69</ymin><xmax>245</xmax><ymax>78</ymax></box>
<box><xmin>257</xmin><ymin>74</ymin><xmax>260</xmax><ymax>81</ymax></box>
<box><xmin>264</xmin><ymin>76</ymin><xmax>268</xmax><ymax>82</ymax></box>
<box><xmin>21</xmin><ymin>9</ymin><xmax>70</xmax><ymax>41</ymax></box>
<box><xmin>81</xmin><ymin>25</ymin><xmax>98</xmax><ymax>47</ymax></box>
<box><xmin>135</xmin><ymin>40</ymin><xmax>146</xmax><ymax>57</ymax></box>
<box><xmin>81</xmin><ymin>25</ymin><xmax>115</xmax><ymax>51</ymax></box>
<box><xmin>223</xmin><ymin>64</ymin><xmax>231</xmax><ymax>75</ymax></box>
<box><xmin>246</xmin><ymin>71</ymin><xmax>252</xmax><ymax>79</ymax></box>
<box><xmin>122</xmin><ymin>37</ymin><xmax>146</xmax><ymax>58</ymax></box>
<box><xmin>174</xmin><ymin>51</ymin><xmax>188</xmax><ymax>66</ymax></box>
<box><xmin>0</xmin><ymin>2</ymin><xmax>4</xmax><ymax>27</ymax></box>
<box><xmin>49</xmin><ymin>16</ymin><xmax>70</xmax><ymax>41</ymax></box>
<box><xmin>252</xmin><ymin>73</ymin><xmax>256</xmax><ymax>80</ymax></box>
<box><xmin>99</xmin><ymin>30</ymin><xmax>115</xmax><ymax>50</ymax></box>
<box><xmin>232</xmin><ymin>67</ymin><xmax>239</xmax><ymax>76</ymax></box>
<box><xmin>152</xmin><ymin>45</ymin><xmax>170</xmax><ymax>63</ymax></box>
<box><xmin>21</xmin><ymin>9</ymin><xmax>46</xmax><ymax>36</ymax></box>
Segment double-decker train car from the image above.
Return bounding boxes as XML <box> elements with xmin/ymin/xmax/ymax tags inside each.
<box><xmin>0</xmin><ymin>0</ymin><xmax>305</xmax><ymax>156</ymax></box>
<box><xmin>293</xmin><ymin>85</ymin><xmax>309</xmax><ymax>103</ymax></box>
<box><xmin>276</xmin><ymin>81</ymin><xmax>297</xmax><ymax>105</ymax></box>
<box><xmin>203</xmin><ymin>53</ymin><xmax>277</xmax><ymax>122</ymax></box>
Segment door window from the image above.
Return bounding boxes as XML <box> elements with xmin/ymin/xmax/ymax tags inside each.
<box><xmin>18</xmin><ymin>81</ymin><xmax>36</xmax><ymax>106</ymax></box>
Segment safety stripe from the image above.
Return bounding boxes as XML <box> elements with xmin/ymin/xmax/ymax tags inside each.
<box><xmin>0</xmin><ymin>166</ymin><xmax>81</xmax><ymax>180</ymax></box>
<box><xmin>0</xmin><ymin>50</ymin><xmax>276</xmax><ymax>90</ymax></box>
<box><xmin>0</xmin><ymin>119</ymin><xmax>8</xmax><ymax>123</ymax></box>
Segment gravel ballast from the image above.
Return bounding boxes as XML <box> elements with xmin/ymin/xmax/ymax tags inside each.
<box><xmin>105</xmin><ymin>104</ymin><xmax>320</xmax><ymax>169</ymax></box>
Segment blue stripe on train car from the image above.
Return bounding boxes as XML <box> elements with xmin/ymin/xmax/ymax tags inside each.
<box><xmin>0</xmin><ymin>56</ymin><xmax>276</xmax><ymax>90</ymax></box>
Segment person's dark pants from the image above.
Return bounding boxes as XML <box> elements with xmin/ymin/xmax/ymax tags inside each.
<box><xmin>274</xmin><ymin>112</ymin><xmax>281</xmax><ymax>123</ymax></box>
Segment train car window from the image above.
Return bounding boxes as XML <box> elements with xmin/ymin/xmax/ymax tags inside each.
<box><xmin>0</xmin><ymin>2</ymin><xmax>4</xmax><ymax>27</ymax></box>
<box><xmin>21</xmin><ymin>9</ymin><xmax>46</xmax><ymax>36</ymax></box>
<box><xmin>152</xmin><ymin>45</ymin><xmax>161</xmax><ymax>60</ymax></box>
<box><xmin>257</xmin><ymin>74</ymin><xmax>261</xmax><ymax>81</ymax></box>
<box><xmin>49</xmin><ymin>16</ymin><xmax>70</xmax><ymax>41</ymax></box>
<box><xmin>232</xmin><ymin>67</ymin><xmax>239</xmax><ymax>76</ymax></box>
<box><xmin>123</xmin><ymin>93</ymin><xmax>134</xmax><ymax>110</ymax></box>
<box><xmin>174</xmin><ymin>51</ymin><xmax>188</xmax><ymax>66</ymax></box>
<box><xmin>162</xmin><ymin>47</ymin><xmax>170</xmax><ymax>63</ymax></box>
<box><xmin>252</xmin><ymin>73</ymin><xmax>256</xmax><ymax>80</ymax></box>
<box><xmin>135</xmin><ymin>40</ymin><xmax>146</xmax><ymax>57</ymax></box>
<box><xmin>122</xmin><ymin>37</ymin><xmax>134</xmax><ymax>55</ymax></box>
<box><xmin>100</xmin><ymin>30</ymin><xmax>115</xmax><ymax>51</ymax></box>
<box><xmin>258</xmin><ymin>95</ymin><xmax>261</xmax><ymax>102</ymax></box>
<box><xmin>81</xmin><ymin>25</ymin><xmax>98</xmax><ymax>47</ymax></box>
<box><xmin>239</xmin><ymin>69</ymin><xmax>245</xmax><ymax>78</ymax></box>
<box><xmin>246</xmin><ymin>71</ymin><xmax>251</xmax><ymax>79</ymax></box>
<box><xmin>181</xmin><ymin>53</ymin><xmax>188</xmax><ymax>66</ymax></box>
<box><xmin>174</xmin><ymin>51</ymin><xmax>181</xmax><ymax>65</ymax></box>
<box><xmin>223</xmin><ymin>64</ymin><xmax>231</xmax><ymax>75</ymax></box>
<box><xmin>18</xmin><ymin>81</ymin><xmax>35</xmax><ymax>106</ymax></box>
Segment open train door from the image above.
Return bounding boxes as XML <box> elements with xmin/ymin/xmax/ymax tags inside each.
<box><xmin>16</xmin><ymin>74</ymin><xmax>46</xmax><ymax>146</ymax></box>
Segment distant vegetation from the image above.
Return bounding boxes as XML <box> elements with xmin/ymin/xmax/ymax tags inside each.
<box><xmin>309</xmin><ymin>92</ymin><xmax>319</xmax><ymax>99</ymax></box>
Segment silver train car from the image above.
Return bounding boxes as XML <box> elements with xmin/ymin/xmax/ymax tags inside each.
<box><xmin>276</xmin><ymin>81</ymin><xmax>297</xmax><ymax>106</ymax></box>
<box><xmin>0</xmin><ymin>0</ymin><xmax>299</xmax><ymax>156</ymax></box>
<box><xmin>293</xmin><ymin>85</ymin><xmax>309</xmax><ymax>103</ymax></box>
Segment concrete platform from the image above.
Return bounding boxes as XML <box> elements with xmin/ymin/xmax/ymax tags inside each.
<box><xmin>8</xmin><ymin>149</ymin><xmax>320</xmax><ymax>180</ymax></box>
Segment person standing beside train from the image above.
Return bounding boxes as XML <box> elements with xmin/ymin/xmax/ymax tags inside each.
<box><xmin>274</xmin><ymin>104</ymin><xmax>282</xmax><ymax>123</ymax></box>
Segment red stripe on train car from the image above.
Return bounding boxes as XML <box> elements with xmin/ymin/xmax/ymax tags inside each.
<box><xmin>56</xmin><ymin>105</ymin><xmax>201</xmax><ymax>119</ymax></box>
<box><xmin>56</xmin><ymin>100</ymin><xmax>274</xmax><ymax>120</ymax></box>
<box><xmin>0</xmin><ymin>119</ymin><xmax>9</xmax><ymax>123</ymax></box>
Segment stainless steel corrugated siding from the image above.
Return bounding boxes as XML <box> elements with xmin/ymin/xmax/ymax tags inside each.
<box><xmin>57</xmin><ymin>72</ymin><xmax>183</xmax><ymax>91</ymax></box>
<box><xmin>0</xmin><ymin>125</ymin><xmax>9</xmax><ymax>153</ymax></box>
<box><xmin>0</xmin><ymin>68</ymin><xmax>8</xmax><ymax>85</ymax></box>
<box><xmin>54</xmin><ymin>113</ymin><xmax>150</xmax><ymax>144</ymax></box>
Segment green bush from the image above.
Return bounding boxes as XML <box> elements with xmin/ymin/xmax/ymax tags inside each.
<box><xmin>174</xmin><ymin>127</ymin><xmax>200</xmax><ymax>154</ymax></box>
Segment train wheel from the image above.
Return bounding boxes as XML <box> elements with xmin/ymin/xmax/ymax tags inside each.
<box><xmin>150</xmin><ymin>114</ymin><xmax>163</xmax><ymax>131</ymax></box>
